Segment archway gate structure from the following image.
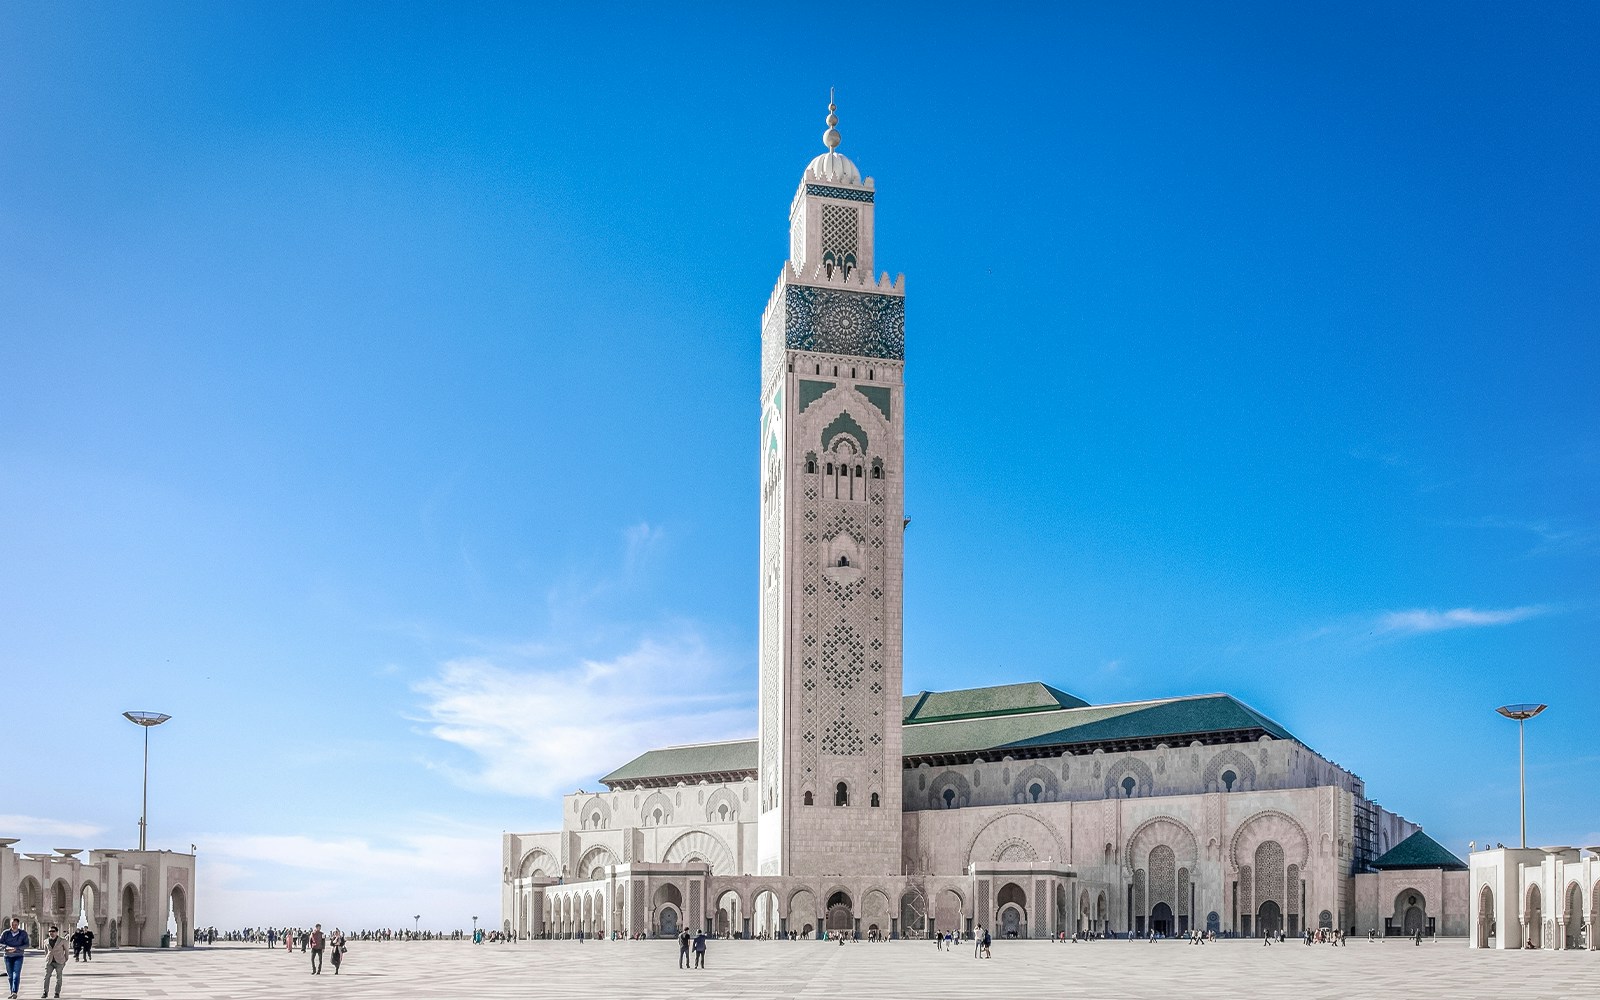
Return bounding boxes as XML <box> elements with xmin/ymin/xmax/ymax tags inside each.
<box><xmin>519</xmin><ymin>861</ymin><xmax>1083</xmax><ymax>940</ymax></box>
<box><xmin>1469</xmin><ymin>844</ymin><xmax>1600</xmax><ymax>950</ymax></box>
<box><xmin>0</xmin><ymin>841</ymin><xmax>196</xmax><ymax>948</ymax></box>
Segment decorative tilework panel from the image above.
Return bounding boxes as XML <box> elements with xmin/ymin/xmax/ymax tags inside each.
<box><xmin>783</xmin><ymin>286</ymin><xmax>905</xmax><ymax>360</ymax></box>
<box><xmin>806</xmin><ymin>183</ymin><xmax>874</xmax><ymax>203</ymax></box>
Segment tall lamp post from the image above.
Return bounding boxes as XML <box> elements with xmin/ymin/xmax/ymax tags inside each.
<box><xmin>1495</xmin><ymin>703</ymin><xmax>1547</xmax><ymax>848</ymax></box>
<box><xmin>123</xmin><ymin>711</ymin><xmax>172</xmax><ymax>851</ymax></box>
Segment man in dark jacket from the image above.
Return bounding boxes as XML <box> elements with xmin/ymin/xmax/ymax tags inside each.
<box><xmin>1</xmin><ymin>917</ymin><xmax>28</xmax><ymax>1000</ymax></box>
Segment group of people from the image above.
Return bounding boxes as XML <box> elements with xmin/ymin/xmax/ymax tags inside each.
<box><xmin>675</xmin><ymin>929</ymin><xmax>708</xmax><ymax>968</ymax></box>
<box><xmin>931</xmin><ymin>925</ymin><xmax>993</xmax><ymax>957</ymax></box>
<box><xmin>0</xmin><ymin>918</ymin><xmax>68</xmax><ymax>1000</ymax></box>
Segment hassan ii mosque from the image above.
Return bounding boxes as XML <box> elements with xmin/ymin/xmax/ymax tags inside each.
<box><xmin>500</xmin><ymin>100</ymin><xmax>1475</xmax><ymax>944</ymax></box>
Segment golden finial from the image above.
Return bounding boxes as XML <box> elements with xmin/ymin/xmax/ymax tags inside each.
<box><xmin>823</xmin><ymin>87</ymin><xmax>841</xmax><ymax>151</ymax></box>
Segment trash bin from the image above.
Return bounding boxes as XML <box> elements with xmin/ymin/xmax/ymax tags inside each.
<box><xmin>161</xmin><ymin>932</ymin><xmax>171</xmax><ymax>948</ymax></box>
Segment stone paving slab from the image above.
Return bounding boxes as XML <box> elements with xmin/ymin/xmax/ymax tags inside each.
<box><xmin>18</xmin><ymin>939</ymin><xmax>1600</xmax><ymax>1000</ymax></box>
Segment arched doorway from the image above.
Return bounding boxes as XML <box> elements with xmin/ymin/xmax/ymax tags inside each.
<box><xmin>1476</xmin><ymin>885</ymin><xmax>1495</xmax><ymax>948</ymax></box>
<box><xmin>1525</xmin><ymin>885</ymin><xmax>1542</xmax><ymax>948</ymax></box>
<box><xmin>752</xmin><ymin>890</ymin><xmax>780</xmax><ymax>938</ymax></box>
<box><xmin>934</xmin><ymin>888</ymin><xmax>963</xmax><ymax>938</ymax></box>
<box><xmin>120</xmin><ymin>884</ymin><xmax>140</xmax><ymax>947</ymax></box>
<box><xmin>996</xmin><ymin>882</ymin><xmax>1027</xmax><ymax>939</ymax></box>
<box><xmin>1318</xmin><ymin>909</ymin><xmax>1333</xmax><ymax>931</ymax></box>
<box><xmin>1257</xmin><ymin>900</ymin><xmax>1282</xmax><ymax>936</ymax></box>
<box><xmin>789</xmin><ymin>889</ymin><xmax>817</xmax><ymax>939</ymax></box>
<box><xmin>861</xmin><ymin>890</ymin><xmax>891</xmax><ymax>940</ymax></box>
<box><xmin>900</xmin><ymin>889</ymin><xmax>927</xmax><ymax>939</ymax></box>
<box><xmin>168</xmin><ymin>884</ymin><xmax>189</xmax><ymax>947</ymax></box>
<box><xmin>1150</xmin><ymin>902</ymin><xmax>1174</xmax><ymax>937</ymax></box>
<box><xmin>825</xmin><ymin>891</ymin><xmax>853</xmax><ymax>937</ymax></box>
<box><xmin>654</xmin><ymin>884</ymin><xmax>683</xmax><ymax>938</ymax></box>
<box><xmin>1396</xmin><ymin>889</ymin><xmax>1426</xmax><ymax>938</ymax></box>
<box><xmin>78</xmin><ymin>883</ymin><xmax>99</xmax><ymax>933</ymax></box>
<box><xmin>1097</xmin><ymin>893</ymin><xmax>1108</xmax><ymax>936</ymax></box>
<box><xmin>1564</xmin><ymin>882</ymin><xmax>1583</xmax><ymax>950</ymax></box>
<box><xmin>18</xmin><ymin>877</ymin><xmax>42</xmax><ymax>942</ymax></box>
<box><xmin>715</xmin><ymin>890</ymin><xmax>742</xmax><ymax>937</ymax></box>
<box><xmin>1206</xmin><ymin>911</ymin><xmax>1221</xmax><ymax>934</ymax></box>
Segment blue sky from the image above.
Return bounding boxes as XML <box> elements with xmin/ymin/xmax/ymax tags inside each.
<box><xmin>2</xmin><ymin>2</ymin><xmax>1595</xmax><ymax>930</ymax></box>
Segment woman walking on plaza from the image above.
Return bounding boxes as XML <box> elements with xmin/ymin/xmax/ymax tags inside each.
<box><xmin>330</xmin><ymin>929</ymin><xmax>346</xmax><ymax>974</ymax></box>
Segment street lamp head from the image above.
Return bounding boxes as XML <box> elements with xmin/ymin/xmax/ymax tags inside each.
<box><xmin>1496</xmin><ymin>704</ymin><xmax>1547</xmax><ymax>721</ymax></box>
<box><xmin>123</xmin><ymin>712</ymin><xmax>172</xmax><ymax>727</ymax></box>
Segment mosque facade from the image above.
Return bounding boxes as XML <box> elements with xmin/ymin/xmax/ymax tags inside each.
<box><xmin>501</xmin><ymin>103</ymin><xmax>1459</xmax><ymax>942</ymax></box>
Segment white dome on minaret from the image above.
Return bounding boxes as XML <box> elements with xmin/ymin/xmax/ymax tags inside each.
<box><xmin>806</xmin><ymin>151</ymin><xmax>860</xmax><ymax>184</ymax></box>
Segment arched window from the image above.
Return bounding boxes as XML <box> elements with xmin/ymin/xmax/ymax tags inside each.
<box><xmin>942</xmin><ymin>788</ymin><xmax>957</xmax><ymax>808</ymax></box>
<box><xmin>835</xmin><ymin>782</ymin><xmax>849</xmax><ymax>806</ymax></box>
<box><xmin>805</xmin><ymin>457</ymin><xmax>817</xmax><ymax>474</ymax></box>
<box><xmin>854</xmin><ymin>465</ymin><xmax>863</xmax><ymax>478</ymax></box>
<box><xmin>872</xmin><ymin>465</ymin><xmax>882</xmax><ymax>479</ymax></box>
<box><xmin>870</xmin><ymin>792</ymin><xmax>880</xmax><ymax>807</ymax></box>
<box><xmin>1121</xmin><ymin>776</ymin><xmax>1136</xmax><ymax>798</ymax></box>
<box><xmin>1221</xmin><ymin>770</ymin><xmax>1237</xmax><ymax>792</ymax></box>
<box><xmin>826</xmin><ymin>462</ymin><xmax>835</xmax><ymax>475</ymax></box>
<box><xmin>803</xmin><ymin>791</ymin><xmax>813</xmax><ymax>806</ymax></box>
<box><xmin>837</xmin><ymin>555</ymin><xmax>850</xmax><ymax>567</ymax></box>
<box><xmin>1029</xmin><ymin>783</ymin><xmax>1043</xmax><ymax>803</ymax></box>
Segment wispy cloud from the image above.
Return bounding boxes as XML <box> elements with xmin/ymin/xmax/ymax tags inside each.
<box><xmin>196</xmin><ymin>824</ymin><xmax>500</xmax><ymax>930</ymax></box>
<box><xmin>1460</xmin><ymin>516</ymin><xmax>1600</xmax><ymax>556</ymax></box>
<box><xmin>413</xmin><ymin>628</ymin><xmax>751</xmax><ymax>798</ymax></box>
<box><xmin>0</xmin><ymin>814</ymin><xmax>105</xmax><ymax>842</ymax></box>
<box><xmin>1376</xmin><ymin>605</ymin><xmax>1549</xmax><ymax>635</ymax></box>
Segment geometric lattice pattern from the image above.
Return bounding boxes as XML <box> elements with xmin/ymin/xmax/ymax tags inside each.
<box><xmin>1255</xmin><ymin>840</ymin><xmax>1286</xmax><ymax>909</ymax></box>
<box><xmin>1149</xmin><ymin>844</ymin><xmax>1176</xmax><ymax>911</ymax></box>
<box><xmin>822</xmin><ymin>205</ymin><xmax>858</xmax><ymax>262</ymax></box>
<box><xmin>783</xmin><ymin>285</ymin><xmax>905</xmax><ymax>360</ymax></box>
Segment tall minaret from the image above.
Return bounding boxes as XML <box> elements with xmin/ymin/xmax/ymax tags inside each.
<box><xmin>757</xmin><ymin>97</ymin><xmax>906</xmax><ymax>878</ymax></box>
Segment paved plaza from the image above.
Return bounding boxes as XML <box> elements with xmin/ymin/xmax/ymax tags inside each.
<box><xmin>22</xmin><ymin>940</ymin><xmax>1598</xmax><ymax>1000</ymax></box>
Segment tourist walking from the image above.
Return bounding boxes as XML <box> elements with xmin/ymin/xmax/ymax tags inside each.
<box><xmin>678</xmin><ymin>929</ymin><xmax>691</xmax><ymax>969</ymax></box>
<box><xmin>41</xmin><ymin>926</ymin><xmax>68</xmax><ymax>999</ymax></box>
<box><xmin>692</xmin><ymin>930</ymin><xmax>706</xmax><ymax>969</ymax></box>
<box><xmin>78</xmin><ymin>930</ymin><xmax>91</xmax><ymax>962</ymax></box>
<box><xmin>981</xmin><ymin>927</ymin><xmax>992</xmax><ymax>959</ymax></box>
<box><xmin>329</xmin><ymin>929</ymin><xmax>346</xmax><ymax>974</ymax></box>
<box><xmin>973</xmin><ymin>926</ymin><xmax>982</xmax><ymax>958</ymax></box>
<box><xmin>309</xmin><ymin>924</ymin><xmax>325</xmax><ymax>974</ymax></box>
<box><xmin>2</xmin><ymin>917</ymin><xmax>29</xmax><ymax>1000</ymax></box>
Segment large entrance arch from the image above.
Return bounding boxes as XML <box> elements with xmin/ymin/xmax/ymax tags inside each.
<box><xmin>900</xmin><ymin>889</ymin><xmax>927</xmax><ymax>939</ymax></box>
<box><xmin>934</xmin><ymin>888</ymin><xmax>963</xmax><ymax>937</ymax></box>
<box><xmin>789</xmin><ymin>889</ymin><xmax>817</xmax><ymax>939</ymax></box>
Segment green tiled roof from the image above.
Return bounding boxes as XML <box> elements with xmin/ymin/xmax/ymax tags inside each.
<box><xmin>901</xmin><ymin>693</ymin><xmax>1295</xmax><ymax>759</ymax></box>
<box><xmin>600</xmin><ymin>740</ymin><xmax>757</xmax><ymax>787</ymax></box>
<box><xmin>1370</xmin><ymin>831</ymin><xmax>1467</xmax><ymax>871</ymax></box>
<box><xmin>599</xmin><ymin>690</ymin><xmax>1299</xmax><ymax>787</ymax></box>
<box><xmin>903</xmin><ymin>682</ymin><xmax>1089</xmax><ymax>724</ymax></box>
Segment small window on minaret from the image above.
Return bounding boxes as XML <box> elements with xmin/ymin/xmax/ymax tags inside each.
<box><xmin>804</xmin><ymin>791</ymin><xmax>813</xmax><ymax>806</ymax></box>
<box><xmin>835</xmin><ymin>782</ymin><xmax>849</xmax><ymax>806</ymax></box>
<box><xmin>805</xmin><ymin>458</ymin><xmax>817</xmax><ymax>474</ymax></box>
<box><xmin>854</xmin><ymin>465</ymin><xmax>862</xmax><ymax>478</ymax></box>
<box><xmin>826</xmin><ymin>463</ymin><xmax>834</xmax><ymax>475</ymax></box>
<box><xmin>870</xmin><ymin>792</ymin><xmax>881</xmax><ymax>808</ymax></box>
<box><xmin>837</xmin><ymin>556</ymin><xmax>850</xmax><ymax>568</ymax></box>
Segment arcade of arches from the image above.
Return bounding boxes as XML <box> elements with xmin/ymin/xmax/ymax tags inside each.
<box><xmin>0</xmin><ymin>844</ymin><xmax>197</xmax><ymax>949</ymax></box>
